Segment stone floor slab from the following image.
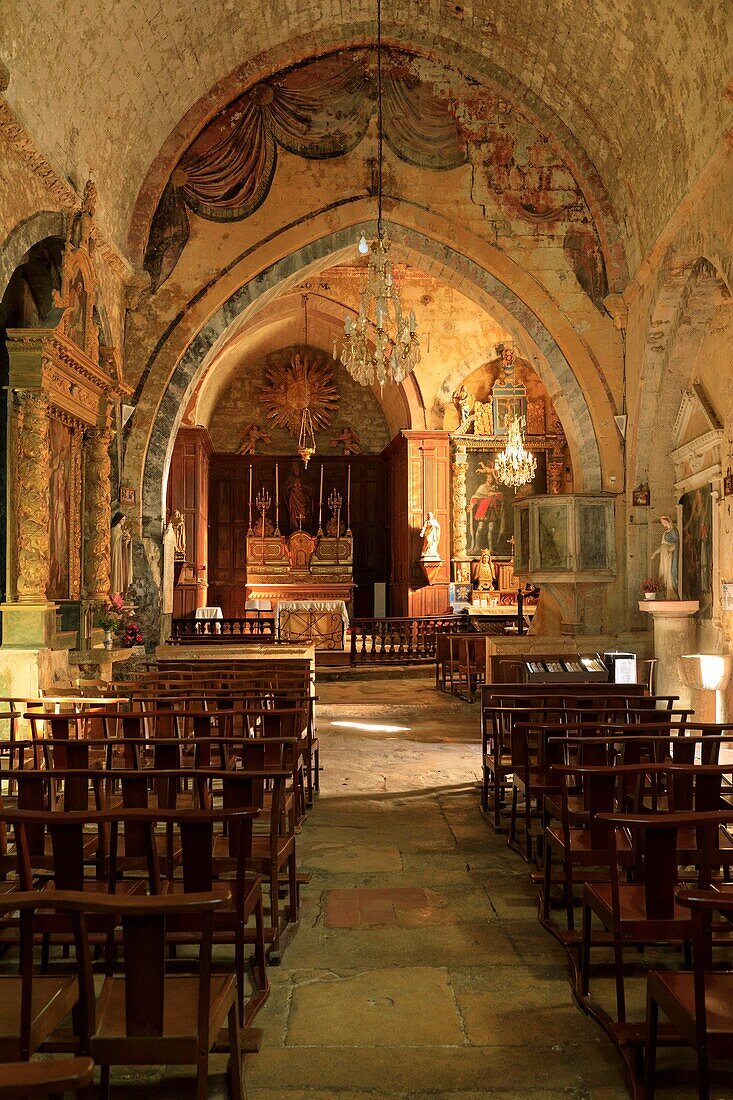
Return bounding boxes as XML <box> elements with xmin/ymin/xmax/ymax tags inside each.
<box><xmin>286</xmin><ymin>966</ymin><xmax>464</xmax><ymax>1047</ymax></box>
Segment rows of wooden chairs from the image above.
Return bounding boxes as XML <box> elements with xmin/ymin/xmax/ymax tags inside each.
<box><xmin>0</xmin><ymin>658</ymin><xmax>320</xmax><ymax>1096</ymax></box>
<box><xmin>478</xmin><ymin>679</ymin><xmax>733</xmax><ymax>1099</ymax></box>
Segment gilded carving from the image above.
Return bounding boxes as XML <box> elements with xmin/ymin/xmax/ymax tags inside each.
<box><xmin>452</xmin><ymin>450</ymin><xmax>468</xmax><ymax>558</ymax></box>
<box><xmin>83</xmin><ymin>428</ymin><xmax>114</xmax><ymax>599</ymax></box>
<box><xmin>473</xmin><ymin>399</ymin><xmax>494</xmax><ymax>437</ymax></box>
<box><xmin>12</xmin><ymin>390</ymin><xmax>51</xmax><ymax>601</ymax></box>
<box><xmin>69</xmin><ymin>426</ymin><xmax>83</xmax><ymax>598</ymax></box>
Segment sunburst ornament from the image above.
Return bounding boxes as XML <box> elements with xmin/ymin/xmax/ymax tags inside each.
<box><xmin>258</xmin><ymin>352</ymin><xmax>338</xmax><ymax>439</ymax></box>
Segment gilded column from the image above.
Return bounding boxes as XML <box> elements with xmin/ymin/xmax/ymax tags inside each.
<box><xmin>68</xmin><ymin>424</ymin><xmax>84</xmax><ymax>599</ymax></box>
<box><xmin>12</xmin><ymin>389</ymin><xmax>51</xmax><ymax>601</ymax></box>
<box><xmin>83</xmin><ymin>427</ymin><xmax>114</xmax><ymax>599</ymax></box>
<box><xmin>451</xmin><ymin>447</ymin><xmax>467</xmax><ymax>560</ymax></box>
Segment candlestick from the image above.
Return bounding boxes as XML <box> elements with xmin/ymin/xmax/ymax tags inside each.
<box><xmin>248</xmin><ymin>464</ymin><xmax>253</xmax><ymax>536</ymax></box>
<box><xmin>275</xmin><ymin>462</ymin><xmax>280</xmax><ymax>535</ymax></box>
<box><xmin>347</xmin><ymin>464</ymin><xmax>352</xmax><ymax>535</ymax></box>
<box><xmin>318</xmin><ymin>463</ymin><xmax>324</xmax><ymax>535</ymax></box>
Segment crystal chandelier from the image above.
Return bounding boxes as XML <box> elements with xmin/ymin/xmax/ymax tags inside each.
<box><xmin>494</xmin><ymin>416</ymin><xmax>537</xmax><ymax>488</ymax></box>
<box><xmin>339</xmin><ymin>0</ymin><xmax>420</xmax><ymax>387</ymax></box>
<box><xmin>297</xmin><ymin>294</ymin><xmax>316</xmax><ymax>468</ymax></box>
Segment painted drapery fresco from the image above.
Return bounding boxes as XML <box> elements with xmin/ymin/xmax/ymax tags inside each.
<box><xmin>144</xmin><ymin>49</ymin><xmax>467</xmax><ymax>289</ymax></box>
<box><xmin>681</xmin><ymin>485</ymin><xmax>713</xmax><ymax>617</ymax></box>
<box><xmin>144</xmin><ymin>48</ymin><xmax>608</xmax><ymax>300</ymax></box>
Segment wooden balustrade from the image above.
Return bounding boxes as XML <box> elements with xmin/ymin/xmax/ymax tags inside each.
<box><xmin>350</xmin><ymin>615</ymin><xmax>464</xmax><ymax>664</ymax></box>
<box><xmin>169</xmin><ymin>613</ymin><xmax>276</xmax><ymax>642</ymax></box>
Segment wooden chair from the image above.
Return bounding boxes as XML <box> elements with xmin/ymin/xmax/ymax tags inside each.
<box><xmin>480</xmin><ymin>706</ymin><xmax>513</xmax><ymax>831</ymax></box>
<box><xmin>579</xmin><ymin>809</ymin><xmax>725</xmax><ymax>1026</ymax></box>
<box><xmin>541</xmin><ymin>762</ymin><xmax>654</xmax><ymax>933</ymax></box>
<box><xmin>0</xmin><ymin>891</ymin><xmax>87</xmax><ymax>1064</ymax></box>
<box><xmin>55</xmin><ymin>890</ymin><xmax>246</xmax><ymax>1100</ymax></box>
<box><xmin>0</xmin><ymin>1056</ymin><xmax>94</xmax><ymax>1098</ymax></box>
<box><xmin>120</xmin><ymin>807</ymin><xmax>270</xmax><ymax>1024</ymax></box>
<box><xmin>645</xmin><ymin>886</ymin><xmax>733</xmax><ymax>1100</ymax></box>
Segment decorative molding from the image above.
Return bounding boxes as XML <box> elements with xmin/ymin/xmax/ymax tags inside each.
<box><xmin>0</xmin><ymin>100</ymin><xmax>133</xmax><ymax>281</ymax></box>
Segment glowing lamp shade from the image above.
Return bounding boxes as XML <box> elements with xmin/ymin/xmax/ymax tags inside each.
<box><xmin>679</xmin><ymin>654</ymin><xmax>733</xmax><ymax>692</ymax></box>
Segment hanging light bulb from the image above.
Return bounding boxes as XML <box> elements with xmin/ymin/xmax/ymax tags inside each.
<box><xmin>339</xmin><ymin>0</ymin><xmax>420</xmax><ymax>388</ymax></box>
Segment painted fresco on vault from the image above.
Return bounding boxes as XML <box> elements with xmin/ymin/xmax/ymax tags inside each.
<box><xmin>681</xmin><ymin>485</ymin><xmax>713</xmax><ymax>617</ymax></box>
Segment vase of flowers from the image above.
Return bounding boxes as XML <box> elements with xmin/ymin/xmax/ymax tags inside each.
<box><xmin>641</xmin><ymin>578</ymin><xmax>661</xmax><ymax>600</ymax></box>
<box><xmin>96</xmin><ymin>593</ymin><xmax>127</xmax><ymax>648</ymax></box>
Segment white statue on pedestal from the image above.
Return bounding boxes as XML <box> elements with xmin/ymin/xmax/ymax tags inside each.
<box><xmin>420</xmin><ymin>512</ymin><xmax>441</xmax><ymax>561</ymax></box>
<box><xmin>651</xmin><ymin>515</ymin><xmax>679</xmax><ymax>599</ymax></box>
<box><xmin>110</xmin><ymin>513</ymin><xmax>133</xmax><ymax>597</ymax></box>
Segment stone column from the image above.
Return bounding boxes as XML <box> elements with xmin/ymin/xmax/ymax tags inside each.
<box><xmin>638</xmin><ymin>600</ymin><xmax>699</xmax><ymax>707</ymax></box>
<box><xmin>83</xmin><ymin>427</ymin><xmax>114</xmax><ymax>600</ymax></box>
<box><xmin>12</xmin><ymin>389</ymin><xmax>51</xmax><ymax>601</ymax></box>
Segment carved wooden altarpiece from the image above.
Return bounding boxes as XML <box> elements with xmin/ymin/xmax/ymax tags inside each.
<box><xmin>2</xmin><ymin>182</ymin><xmax>129</xmax><ymax>648</ymax></box>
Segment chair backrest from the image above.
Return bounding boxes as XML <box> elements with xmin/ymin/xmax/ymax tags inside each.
<box><xmin>599</xmin><ymin>809</ymin><xmax>727</xmax><ymax>922</ymax></box>
<box><xmin>0</xmin><ymin>890</ymin><xmax>95</xmax><ymax>1060</ymax></box>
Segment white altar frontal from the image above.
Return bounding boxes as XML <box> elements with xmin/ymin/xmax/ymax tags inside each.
<box><xmin>276</xmin><ymin>599</ymin><xmax>349</xmax><ymax>650</ymax></box>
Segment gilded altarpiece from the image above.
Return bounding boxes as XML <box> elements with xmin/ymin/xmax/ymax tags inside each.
<box><xmin>450</xmin><ymin>403</ymin><xmax>568</xmax><ymax>582</ymax></box>
<box><xmin>2</xmin><ymin>182</ymin><xmax>126</xmax><ymax>648</ymax></box>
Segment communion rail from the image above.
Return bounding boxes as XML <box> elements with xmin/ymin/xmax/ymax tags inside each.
<box><xmin>350</xmin><ymin>615</ymin><xmax>464</xmax><ymax>665</ymax></box>
<box><xmin>169</xmin><ymin>615</ymin><xmax>276</xmax><ymax>642</ymax></box>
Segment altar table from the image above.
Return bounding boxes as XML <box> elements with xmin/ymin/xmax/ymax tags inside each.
<box><xmin>276</xmin><ymin>599</ymin><xmax>349</xmax><ymax>650</ymax></box>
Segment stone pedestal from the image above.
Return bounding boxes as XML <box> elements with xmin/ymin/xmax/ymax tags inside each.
<box><xmin>638</xmin><ymin>600</ymin><xmax>699</xmax><ymax>706</ymax></box>
<box><xmin>68</xmin><ymin>646</ymin><xmax>140</xmax><ymax>683</ymax></box>
<box><xmin>0</xmin><ymin>602</ymin><xmax>58</xmax><ymax>648</ymax></box>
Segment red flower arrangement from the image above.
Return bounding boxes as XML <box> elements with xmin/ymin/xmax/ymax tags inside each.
<box><xmin>120</xmin><ymin>620</ymin><xmax>144</xmax><ymax>648</ymax></box>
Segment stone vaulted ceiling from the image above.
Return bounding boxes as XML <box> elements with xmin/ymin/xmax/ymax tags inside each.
<box><xmin>2</xmin><ymin>0</ymin><xmax>732</xmax><ymax>269</ymax></box>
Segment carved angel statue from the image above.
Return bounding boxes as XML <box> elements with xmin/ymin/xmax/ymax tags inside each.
<box><xmin>330</xmin><ymin>426</ymin><xmax>362</xmax><ymax>455</ymax></box>
<box><xmin>420</xmin><ymin>512</ymin><xmax>442</xmax><ymax>561</ymax></box>
<box><xmin>237</xmin><ymin>423</ymin><xmax>272</xmax><ymax>455</ymax></box>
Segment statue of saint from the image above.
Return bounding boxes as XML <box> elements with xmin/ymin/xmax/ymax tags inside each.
<box><xmin>651</xmin><ymin>515</ymin><xmax>679</xmax><ymax>599</ymax></box>
<box><xmin>110</xmin><ymin>513</ymin><xmax>133</xmax><ymax>597</ymax></box>
<box><xmin>284</xmin><ymin>460</ymin><xmax>312</xmax><ymax>532</ymax></box>
<box><xmin>419</xmin><ymin>512</ymin><xmax>441</xmax><ymax>560</ymax></box>
<box><xmin>473</xmin><ymin>550</ymin><xmax>497</xmax><ymax>591</ymax></box>
<box><xmin>170</xmin><ymin>509</ymin><xmax>186</xmax><ymax>558</ymax></box>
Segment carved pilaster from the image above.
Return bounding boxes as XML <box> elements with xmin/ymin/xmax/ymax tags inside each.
<box><xmin>83</xmin><ymin>428</ymin><xmax>114</xmax><ymax>599</ymax></box>
<box><xmin>452</xmin><ymin>448</ymin><xmax>467</xmax><ymax>559</ymax></box>
<box><xmin>69</xmin><ymin>425</ymin><xmax>84</xmax><ymax>598</ymax></box>
<box><xmin>12</xmin><ymin>390</ymin><xmax>51</xmax><ymax>601</ymax></box>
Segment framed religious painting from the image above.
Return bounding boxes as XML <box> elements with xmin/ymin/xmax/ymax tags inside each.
<box><xmin>47</xmin><ymin>418</ymin><xmax>72</xmax><ymax>600</ymax></box>
<box><xmin>681</xmin><ymin>484</ymin><xmax>713</xmax><ymax>618</ymax></box>
<box><xmin>464</xmin><ymin>447</ymin><xmax>547</xmax><ymax>559</ymax></box>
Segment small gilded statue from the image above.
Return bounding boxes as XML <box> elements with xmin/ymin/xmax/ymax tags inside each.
<box><xmin>474</xmin><ymin>549</ymin><xmax>497</xmax><ymax>591</ymax></box>
<box><xmin>170</xmin><ymin>509</ymin><xmax>186</xmax><ymax>559</ymax></box>
<box><xmin>419</xmin><ymin>512</ymin><xmax>441</xmax><ymax>561</ymax></box>
<box><xmin>651</xmin><ymin>514</ymin><xmax>679</xmax><ymax>599</ymax></box>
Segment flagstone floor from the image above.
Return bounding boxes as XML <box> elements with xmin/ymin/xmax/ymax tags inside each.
<box><xmin>112</xmin><ymin>673</ymin><xmax>722</xmax><ymax>1098</ymax></box>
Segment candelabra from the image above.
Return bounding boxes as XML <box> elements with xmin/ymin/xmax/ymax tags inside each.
<box><xmin>256</xmin><ymin>488</ymin><xmax>271</xmax><ymax>555</ymax></box>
